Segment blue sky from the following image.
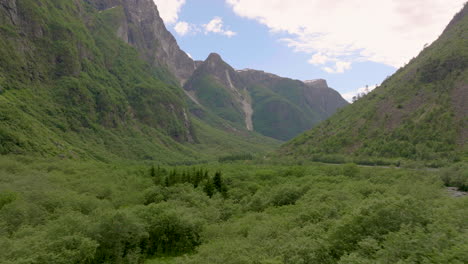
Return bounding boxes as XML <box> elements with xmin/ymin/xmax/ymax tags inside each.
<box><xmin>154</xmin><ymin>0</ymin><xmax>465</xmax><ymax>101</ymax></box>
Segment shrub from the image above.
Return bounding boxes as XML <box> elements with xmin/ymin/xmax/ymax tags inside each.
<box><xmin>136</xmin><ymin>203</ymin><xmax>202</xmax><ymax>257</ymax></box>
<box><xmin>270</xmin><ymin>185</ymin><xmax>303</xmax><ymax>207</ymax></box>
<box><xmin>342</xmin><ymin>163</ymin><xmax>359</xmax><ymax>177</ymax></box>
<box><xmin>439</xmin><ymin>164</ymin><xmax>468</xmax><ymax>191</ymax></box>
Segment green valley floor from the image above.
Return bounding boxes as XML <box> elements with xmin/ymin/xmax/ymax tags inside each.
<box><xmin>0</xmin><ymin>155</ymin><xmax>466</xmax><ymax>264</ymax></box>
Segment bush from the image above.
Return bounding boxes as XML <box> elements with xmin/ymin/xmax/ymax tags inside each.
<box><xmin>136</xmin><ymin>203</ymin><xmax>202</xmax><ymax>256</ymax></box>
<box><xmin>270</xmin><ymin>185</ymin><xmax>303</xmax><ymax>207</ymax></box>
<box><xmin>439</xmin><ymin>164</ymin><xmax>468</xmax><ymax>191</ymax></box>
<box><xmin>342</xmin><ymin>163</ymin><xmax>359</xmax><ymax>177</ymax></box>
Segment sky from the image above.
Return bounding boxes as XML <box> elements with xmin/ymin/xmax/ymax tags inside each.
<box><xmin>153</xmin><ymin>0</ymin><xmax>465</xmax><ymax>102</ymax></box>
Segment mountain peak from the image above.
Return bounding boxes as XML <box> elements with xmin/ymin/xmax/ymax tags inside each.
<box><xmin>206</xmin><ymin>53</ymin><xmax>224</xmax><ymax>63</ymax></box>
<box><xmin>304</xmin><ymin>79</ymin><xmax>328</xmax><ymax>89</ymax></box>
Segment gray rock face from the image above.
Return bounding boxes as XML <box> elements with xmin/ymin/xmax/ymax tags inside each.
<box><xmin>304</xmin><ymin>79</ymin><xmax>349</xmax><ymax>116</ymax></box>
<box><xmin>304</xmin><ymin>79</ymin><xmax>329</xmax><ymax>90</ymax></box>
<box><xmin>0</xmin><ymin>0</ymin><xmax>19</xmax><ymax>25</ymax></box>
<box><xmin>236</xmin><ymin>69</ymin><xmax>283</xmax><ymax>85</ymax></box>
<box><xmin>88</xmin><ymin>0</ymin><xmax>196</xmax><ymax>85</ymax></box>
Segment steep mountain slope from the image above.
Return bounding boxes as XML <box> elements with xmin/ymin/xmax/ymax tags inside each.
<box><xmin>239</xmin><ymin>70</ymin><xmax>348</xmax><ymax>140</ymax></box>
<box><xmin>0</xmin><ymin>0</ymin><xmax>278</xmax><ymax>162</ymax></box>
<box><xmin>280</xmin><ymin>4</ymin><xmax>468</xmax><ymax>162</ymax></box>
<box><xmin>85</xmin><ymin>0</ymin><xmax>197</xmax><ymax>85</ymax></box>
<box><xmin>184</xmin><ymin>55</ymin><xmax>348</xmax><ymax>141</ymax></box>
<box><xmin>184</xmin><ymin>53</ymin><xmax>254</xmax><ymax>132</ymax></box>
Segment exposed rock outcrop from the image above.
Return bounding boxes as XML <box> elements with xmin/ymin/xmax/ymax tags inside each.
<box><xmin>0</xmin><ymin>0</ymin><xmax>19</xmax><ymax>25</ymax></box>
<box><xmin>304</xmin><ymin>79</ymin><xmax>349</xmax><ymax>116</ymax></box>
<box><xmin>87</xmin><ymin>0</ymin><xmax>196</xmax><ymax>85</ymax></box>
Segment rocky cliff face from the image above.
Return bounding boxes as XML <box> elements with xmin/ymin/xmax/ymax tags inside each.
<box><xmin>86</xmin><ymin>0</ymin><xmax>196</xmax><ymax>85</ymax></box>
<box><xmin>0</xmin><ymin>0</ymin><xmax>19</xmax><ymax>25</ymax></box>
<box><xmin>304</xmin><ymin>79</ymin><xmax>349</xmax><ymax>118</ymax></box>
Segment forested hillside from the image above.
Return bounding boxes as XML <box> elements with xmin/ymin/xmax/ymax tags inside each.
<box><xmin>281</xmin><ymin>4</ymin><xmax>468</xmax><ymax>164</ymax></box>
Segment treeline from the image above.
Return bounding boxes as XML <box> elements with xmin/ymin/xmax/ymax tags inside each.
<box><xmin>218</xmin><ymin>153</ymin><xmax>253</xmax><ymax>163</ymax></box>
<box><xmin>149</xmin><ymin>166</ymin><xmax>228</xmax><ymax>198</ymax></box>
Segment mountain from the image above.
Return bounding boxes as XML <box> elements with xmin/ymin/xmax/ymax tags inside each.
<box><xmin>0</xmin><ymin>0</ymin><xmax>278</xmax><ymax>162</ymax></box>
<box><xmin>85</xmin><ymin>0</ymin><xmax>197</xmax><ymax>86</ymax></box>
<box><xmin>184</xmin><ymin>54</ymin><xmax>348</xmax><ymax>141</ymax></box>
<box><xmin>184</xmin><ymin>53</ymin><xmax>253</xmax><ymax>132</ymax></box>
<box><xmin>280</xmin><ymin>4</ymin><xmax>468</xmax><ymax>163</ymax></box>
<box><xmin>239</xmin><ymin>70</ymin><xmax>348</xmax><ymax>140</ymax></box>
<box><xmin>0</xmin><ymin>0</ymin><xmax>346</xmax><ymax>162</ymax></box>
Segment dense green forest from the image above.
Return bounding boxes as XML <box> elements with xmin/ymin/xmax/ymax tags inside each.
<box><xmin>0</xmin><ymin>156</ymin><xmax>466</xmax><ymax>264</ymax></box>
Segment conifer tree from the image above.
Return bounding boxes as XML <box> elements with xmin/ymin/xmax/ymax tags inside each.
<box><xmin>213</xmin><ymin>172</ymin><xmax>223</xmax><ymax>193</ymax></box>
<box><xmin>203</xmin><ymin>178</ymin><xmax>215</xmax><ymax>198</ymax></box>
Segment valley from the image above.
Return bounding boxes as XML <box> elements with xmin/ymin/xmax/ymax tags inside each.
<box><xmin>0</xmin><ymin>0</ymin><xmax>466</xmax><ymax>263</ymax></box>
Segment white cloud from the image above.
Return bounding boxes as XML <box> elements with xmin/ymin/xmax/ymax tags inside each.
<box><xmin>203</xmin><ymin>17</ymin><xmax>237</xmax><ymax>37</ymax></box>
<box><xmin>308</xmin><ymin>53</ymin><xmax>330</xmax><ymax>65</ymax></box>
<box><xmin>323</xmin><ymin>67</ymin><xmax>334</xmax><ymax>74</ymax></box>
<box><xmin>342</xmin><ymin>84</ymin><xmax>378</xmax><ymax>103</ymax></box>
<box><xmin>226</xmin><ymin>0</ymin><xmax>465</xmax><ymax>69</ymax></box>
<box><xmin>335</xmin><ymin>61</ymin><xmax>352</xmax><ymax>73</ymax></box>
<box><xmin>322</xmin><ymin>61</ymin><xmax>352</xmax><ymax>74</ymax></box>
<box><xmin>185</xmin><ymin>52</ymin><xmax>193</xmax><ymax>59</ymax></box>
<box><xmin>153</xmin><ymin>0</ymin><xmax>186</xmax><ymax>24</ymax></box>
<box><xmin>174</xmin><ymin>21</ymin><xmax>191</xmax><ymax>36</ymax></box>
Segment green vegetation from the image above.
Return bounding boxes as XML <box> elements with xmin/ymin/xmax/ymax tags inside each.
<box><xmin>192</xmin><ymin>75</ymin><xmax>245</xmax><ymax>127</ymax></box>
<box><xmin>249</xmin><ymin>84</ymin><xmax>318</xmax><ymax>140</ymax></box>
<box><xmin>440</xmin><ymin>163</ymin><xmax>468</xmax><ymax>191</ymax></box>
<box><xmin>0</xmin><ymin>0</ymin><xmax>278</xmax><ymax>162</ymax></box>
<box><xmin>281</xmin><ymin>5</ymin><xmax>468</xmax><ymax>164</ymax></box>
<box><xmin>218</xmin><ymin>153</ymin><xmax>254</xmax><ymax>163</ymax></box>
<box><xmin>0</xmin><ymin>156</ymin><xmax>466</xmax><ymax>264</ymax></box>
<box><xmin>0</xmin><ymin>1</ymin><xmax>466</xmax><ymax>264</ymax></box>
